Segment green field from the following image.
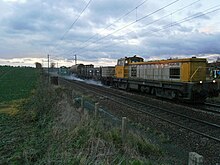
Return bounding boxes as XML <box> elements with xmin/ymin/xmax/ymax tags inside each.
<box><xmin>0</xmin><ymin>69</ymin><xmax>164</xmax><ymax>164</ymax></box>
<box><xmin>0</xmin><ymin>66</ymin><xmax>183</xmax><ymax>164</ymax></box>
<box><xmin>0</xmin><ymin>66</ymin><xmax>40</xmax><ymax>102</ymax></box>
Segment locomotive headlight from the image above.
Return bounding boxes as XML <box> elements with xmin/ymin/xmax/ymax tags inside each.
<box><xmin>199</xmin><ymin>81</ymin><xmax>203</xmax><ymax>84</ymax></box>
<box><xmin>213</xmin><ymin>80</ymin><xmax>216</xmax><ymax>83</ymax></box>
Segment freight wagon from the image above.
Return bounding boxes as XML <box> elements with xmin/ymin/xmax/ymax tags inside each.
<box><xmin>58</xmin><ymin>66</ymin><xmax>70</xmax><ymax>76</ymax></box>
<box><xmin>101</xmin><ymin>66</ymin><xmax>115</xmax><ymax>85</ymax></box>
<box><xmin>70</xmin><ymin>64</ymin><xmax>101</xmax><ymax>80</ymax></box>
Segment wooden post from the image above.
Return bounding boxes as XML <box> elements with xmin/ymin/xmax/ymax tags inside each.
<box><xmin>72</xmin><ymin>90</ymin><xmax>74</xmax><ymax>100</ymax></box>
<box><xmin>95</xmin><ymin>102</ymin><xmax>99</xmax><ymax>118</ymax></box>
<box><xmin>121</xmin><ymin>117</ymin><xmax>127</xmax><ymax>144</ymax></box>
<box><xmin>188</xmin><ymin>152</ymin><xmax>203</xmax><ymax>165</ymax></box>
<box><xmin>81</xmin><ymin>96</ymin><xmax>84</xmax><ymax>115</ymax></box>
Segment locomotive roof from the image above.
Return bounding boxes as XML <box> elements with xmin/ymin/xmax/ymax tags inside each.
<box><xmin>130</xmin><ymin>57</ymin><xmax>207</xmax><ymax>65</ymax></box>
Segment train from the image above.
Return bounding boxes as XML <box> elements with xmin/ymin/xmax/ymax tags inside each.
<box><xmin>58</xmin><ymin>66</ymin><xmax>70</xmax><ymax>75</ymax></box>
<box><xmin>67</xmin><ymin>55</ymin><xmax>219</xmax><ymax>103</ymax></box>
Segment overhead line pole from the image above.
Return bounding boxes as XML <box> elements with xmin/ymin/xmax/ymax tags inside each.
<box><xmin>48</xmin><ymin>54</ymin><xmax>50</xmax><ymax>83</ymax></box>
<box><xmin>74</xmin><ymin>54</ymin><xmax>77</xmax><ymax>65</ymax></box>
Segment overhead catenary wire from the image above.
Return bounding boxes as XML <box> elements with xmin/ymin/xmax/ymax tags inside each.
<box><xmin>71</xmin><ymin>0</ymin><xmax>180</xmax><ymax>55</ymax></box>
<box><xmin>60</xmin><ymin>0</ymin><xmax>93</xmax><ymax>41</ymax></box>
<box><xmin>51</xmin><ymin>1</ymin><xmax>151</xmax><ymax>60</ymax></box>
<box><xmin>133</xmin><ymin>0</ymin><xmax>202</xmax><ymax>34</ymax></box>
<box><xmin>54</xmin><ymin>0</ymin><xmax>201</xmax><ymax>58</ymax></box>
<box><xmin>54</xmin><ymin>0</ymin><xmax>184</xmax><ymax>60</ymax></box>
<box><xmin>50</xmin><ymin>0</ymin><xmax>93</xmax><ymax>56</ymax></box>
<box><xmin>52</xmin><ymin>1</ymin><xmax>220</xmax><ymax>65</ymax></box>
<box><xmin>54</xmin><ymin>0</ymin><xmax>181</xmax><ymax>59</ymax></box>
<box><xmin>161</xmin><ymin>4</ymin><xmax>220</xmax><ymax>31</ymax></box>
<box><xmin>74</xmin><ymin>4</ymin><xmax>220</xmax><ymax>58</ymax></box>
<box><xmin>62</xmin><ymin>0</ymin><xmax>149</xmax><ymax>56</ymax></box>
<box><xmin>55</xmin><ymin>0</ymin><xmax>200</xmax><ymax>58</ymax></box>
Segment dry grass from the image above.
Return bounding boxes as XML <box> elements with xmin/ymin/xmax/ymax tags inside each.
<box><xmin>0</xmin><ymin>81</ymin><xmax>165</xmax><ymax>165</ymax></box>
<box><xmin>0</xmin><ymin>100</ymin><xmax>25</xmax><ymax>115</ymax></box>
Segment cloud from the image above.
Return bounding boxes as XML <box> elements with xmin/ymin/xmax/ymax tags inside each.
<box><xmin>0</xmin><ymin>0</ymin><xmax>219</xmax><ymax>66</ymax></box>
<box><xmin>139</xmin><ymin>31</ymin><xmax>220</xmax><ymax>59</ymax></box>
<box><xmin>3</xmin><ymin>0</ymin><xmax>26</xmax><ymax>3</ymax></box>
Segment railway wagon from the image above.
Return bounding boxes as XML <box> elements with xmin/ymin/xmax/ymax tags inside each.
<box><xmin>91</xmin><ymin>67</ymin><xmax>101</xmax><ymax>80</ymax></box>
<box><xmin>70</xmin><ymin>64</ymin><xmax>84</xmax><ymax>76</ymax></box>
<box><xmin>114</xmin><ymin>55</ymin><xmax>218</xmax><ymax>102</ymax></box>
<box><xmin>70</xmin><ymin>64</ymin><xmax>101</xmax><ymax>80</ymax></box>
<box><xmin>101</xmin><ymin>66</ymin><xmax>115</xmax><ymax>85</ymax></box>
<box><xmin>58</xmin><ymin>66</ymin><xmax>70</xmax><ymax>76</ymax></box>
<box><xmin>81</xmin><ymin>64</ymin><xmax>94</xmax><ymax>79</ymax></box>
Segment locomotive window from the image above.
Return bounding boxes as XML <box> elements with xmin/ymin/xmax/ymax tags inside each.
<box><xmin>117</xmin><ymin>60</ymin><xmax>124</xmax><ymax>66</ymax></box>
<box><xmin>131</xmin><ymin>58</ymin><xmax>143</xmax><ymax>63</ymax></box>
<box><xmin>170</xmin><ymin>68</ymin><xmax>180</xmax><ymax>79</ymax></box>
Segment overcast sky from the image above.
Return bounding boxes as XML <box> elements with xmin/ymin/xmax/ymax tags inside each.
<box><xmin>0</xmin><ymin>0</ymin><xmax>220</xmax><ymax>67</ymax></box>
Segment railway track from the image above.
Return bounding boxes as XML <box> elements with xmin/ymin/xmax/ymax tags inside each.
<box><xmin>183</xmin><ymin>102</ymin><xmax>220</xmax><ymax>116</ymax></box>
<box><xmin>59</xmin><ymin>77</ymin><xmax>220</xmax><ymax>143</ymax></box>
<box><xmin>203</xmin><ymin>102</ymin><xmax>220</xmax><ymax>115</ymax></box>
<box><xmin>130</xmin><ymin>90</ymin><xmax>220</xmax><ymax>116</ymax></box>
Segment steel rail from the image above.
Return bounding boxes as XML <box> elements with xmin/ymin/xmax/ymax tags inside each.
<box><xmin>204</xmin><ymin>102</ymin><xmax>220</xmax><ymax>115</ymax></box>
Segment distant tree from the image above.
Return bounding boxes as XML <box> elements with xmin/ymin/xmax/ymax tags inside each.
<box><xmin>35</xmin><ymin>62</ymin><xmax>42</xmax><ymax>69</ymax></box>
<box><xmin>50</xmin><ymin>62</ymin><xmax>56</xmax><ymax>68</ymax></box>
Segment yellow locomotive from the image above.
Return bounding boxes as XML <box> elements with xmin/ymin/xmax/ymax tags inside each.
<box><xmin>113</xmin><ymin>55</ymin><xmax>218</xmax><ymax>102</ymax></box>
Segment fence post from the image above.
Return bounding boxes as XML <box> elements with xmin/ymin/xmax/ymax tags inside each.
<box><xmin>72</xmin><ymin>90</ymin><xmax>75</xmax><ymax>101</ymax></box>
<box><xmin>188</xmin><ymin>152</ymin><xmax>203</xmax><ymax>165</ymax></box>
<box><xmin>81</xmin><ymin>96</ymin><xmax>84</xmax><ymax>115</ymax></box>
<box><xmin>121</xmin><ymin>117</ymin><xmax>127</xmax><ymax>144</ymax></box>
<box><xmin>95</xmin><ymin>102</ymin><xmax>99</xmax><ymax>118</ymax></box>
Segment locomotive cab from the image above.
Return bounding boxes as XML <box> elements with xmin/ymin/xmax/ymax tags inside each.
<box><xmin>115</xmin><ymin>55</ymin><xmax>143</xmax><ymax>78</ymax></box>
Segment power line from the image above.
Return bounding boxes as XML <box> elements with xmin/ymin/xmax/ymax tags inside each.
<box><xmin>84</xmin><ymin>0</ymin><xmax>148</xmax><ymax>41</ymax></box>
<box><xmin>59</xmin><ymin>0</ymin><xmax>179</xmax><ymax>57</ymax></box>
<box><xmin>61</xmin><ymin>0</ymin><xmax>149</xmax><ymax>57</ymax></box>
<box><xmin>160</xmin><ymin>4</ymin><xmax>220</xmax><ymax>31</ymax></box>
<box><xmin>53</xmin><ymin>1</ymin><xmax>220</xmax><ymax>64</ymax></box>
<box><xmin>138</xmin><ymin>0</ymin><xmax>201</xmax><ymax>33</ymax></box>
<box><xmin>54</xmin><ymin>0</ymin><xmax>199</xmax><ymax>58</ymax></box>
<box><xmin>73</xmin><ymin>0</ymin><xmax>180</xmax><ymax>54</ymax></box>
<box><xmin>75</xmin><ymin>4</ymin><xmax>220</xmax><ymax>57</ymax></box>
<box><xmin>60</xmin><ymin>0</ymin><xmax>93</xmax><ymax>41</ymax></box>
<box><xmin>50</xmin><ymin>0</ymin><xmax>93</xmax><ymax>56</ymax></box>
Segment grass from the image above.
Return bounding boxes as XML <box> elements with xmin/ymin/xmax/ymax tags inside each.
<box><xmin>0</xmin><ymin>69</ymin><xmax>172</xmax><ymax>164</ymax></box>
<box><xmin>0</xmin><ymin>103</ymin><xmax>18</xmax><ymax>115</ymax></box>
<box><xmin>0</xmin><ymin>77</ymin><xmax>166</xmax><ymax>164</ymax></box>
